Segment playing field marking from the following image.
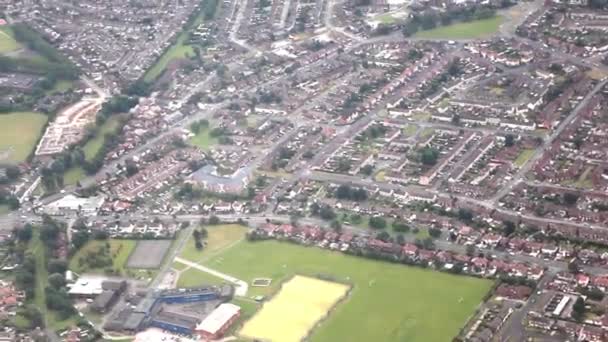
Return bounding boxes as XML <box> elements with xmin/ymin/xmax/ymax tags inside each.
<box><xmin>174</xmin><ymin>257</ymin><xmax>248</xmax><ymax>296</ymax></box>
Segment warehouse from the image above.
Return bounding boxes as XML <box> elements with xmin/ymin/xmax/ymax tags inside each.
<box><xmin>196</xmin><ymin>303</ymin><xmax>241</xmax><ymax>340</ymax></box>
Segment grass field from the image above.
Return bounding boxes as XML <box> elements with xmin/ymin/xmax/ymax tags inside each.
<box><xmin>179</xmin><ymin>224</ymin><xmax>248</xmax><ymax>262</ymax></box>
<box><xmin>402</xmin><ymin>124</ymin><xmax>418</xmax><ymax>137</ymax></box>
<box><xmin>414</xmin><ymin>16</ymin><xmax>503</xmax><ymax>40</ymax></box>
<box><xmin>189</xmin><ymin>127</ymin><xmax>219</xmax><ymax>151</ymax></box>
<box><xmin>0</xmin><ymin>27</ymin><xmax>20</xmax><ymax>53</ymax></box>
<box><xmin>240</xmin><ymin>275</ymin><xmax>350</xmax><ymax>342</ymax></box>
<box><xmin>179</xmin><ymin>237</ymin><xmax>492</xmax><ymax>342</ymax></box>
<box><xmin>69</xmin><ymin>239</ymin><xmax>136</xmax><ymax>275</ymax></box>
<box><xmin>63</xmin><ymin>167</ymin><xmax>86</xmax><ymax>186</ymax></box>
<box><xmin>84</xmin><ymin>115</ymin><xmax>123</xmax><ymax>161</ymax></box>
<box><xmin>176</xmin><ymin>224</ymin><xmax>248</xmax><ymax>287</ymax></box>
<box><xmin>514</xmin><ymin>149</ymin><xmax>535</xmax><ymax>167</ymax></box>
<box><xmin>28</xmin><ymin>231</ymin><xmax>78</xmax><ymax>331</ymax></box>
<box><xmin>46</xmin><ymin>80</ymin><xmax>74</xmax><ymax>95</ymax></box>
<box><xmin>0</xmin><ymin>112</ymin><xmax>48</xmax><ymax>163</ymax></box>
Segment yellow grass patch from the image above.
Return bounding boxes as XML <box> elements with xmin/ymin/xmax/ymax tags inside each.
<box><xmin>239</xmin><ymin>275</ymin><xmax>349</xmax><ymax>342</ymax></box>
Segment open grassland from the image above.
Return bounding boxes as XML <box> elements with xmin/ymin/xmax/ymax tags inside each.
<box><xmin>69</xmin><ymin>239</ymin><xmax>136</xmax><ymax>275</ymax></box>
<box><xmin>84</xmin><ymin>115</ymin><xmax>123</xmax><ymax>161</ymax></box>
<box><xmin>514</xmin><ymin>148</ymin><xmax>535</xmax><ymax>167</ymax></box>
<box><xmin>188</xmin><ymin>126</ymin><xmax>219</xmax><ymax>151</ymax></box>
<box><xmin>0</xmin><ymin>112</ymin><xmax>47</xmax><ymax>163</ymax></box>
<box><xmin>414</xmin><ymin>16</ymin><xmax>503</xmax><ymax>40</ymax></box>
<box><xmin>240</xmin><ymin>276</ymin><xmax>350</xmax><ymax>342</ymax></box>
<box><xmin>0</xmin><ymin>27</ymin><xmax>20</xmax><ymax>53</ymax></box>
<box><xmin>178</xmin><ymin>235</ymin><xmax>492</xmax><ymax>342</ymax></box>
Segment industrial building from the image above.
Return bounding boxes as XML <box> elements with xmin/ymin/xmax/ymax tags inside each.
<box><xmin>103</xmin><ymin>285</ymin><xmax>236</xmax><ymax>336</ymax></box>
<box><xmin>196</xmin><ymin>303</ymin><xmax>241</xmax><ymax>340</ymax></box>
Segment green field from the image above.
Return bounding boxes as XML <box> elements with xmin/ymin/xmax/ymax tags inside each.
<box><xmin>189</xmin><ymin>127</ymin><xmax>219</xmax><ymax>151</ymax></box>
<box><xmin>514</xmin><ymin>149</ymin><xmax>535</xmax><ymax>167</ymax></box>
<box><xmin>414</xmin><ymin>16</ymin><xmax>503</xmax><ymax>40</ymax></box>
<box><xmin>46</xmin><ymin>80</ymin><xmax>74</xmax><ymax>95</ymax></box>
<box><xmin>0</xmin><ymin>27</ymin><xmax>20</xmax><ymax>53</ymax></box>
<box><xmin>84</xmin><ymin>115</ymin><xmax>123</xmax><ymax>161</ymax></box>
<box><xmin>0</xmin><ymin>112</ymin><xmax>48</xmax><ymax>163</ymax></box>
<box><xmin>178</xmin><ymin>232</ymin><xmax>492</xmax><ymax>341</ymax></box>
<box><xmin>63</xmin><ymin>167</ymin><xmax>86</xmax><ymax>186</ymax></box>
<box><xmin>26</xmin><ymin>231</ymin><xmax>78</xmax><ymax>331</ymax></box>
<box><xmin>69</xmin><ymin>239</ymin><xmax>136</xmax><ymax>275</ymax></box>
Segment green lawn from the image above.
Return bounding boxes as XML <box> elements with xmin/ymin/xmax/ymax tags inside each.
<box><xmin>177</xmin><ymin>267</ymin><xmax>225</xmax><ymax>287</ymax></box>
<box><xmin>189</xmin><ymin>127</ymin><xmax>219</xmax><ymax>151</ymax></box>
<box><xmin>45</xmin><ymin>80</ymin><xmax>74</xmax><ymax>95</ymax></box>
<box><xmin>0</xmin><ymin>112</ymin><xmax>48</xmax><ymax>163</ymax></box>
<box><xmin>0</xmin><ymin>205</ymin><xmax>9</xmax><ymax>215</ymax></box>
<box><xmin>84</xmin><ymin>116</ymin><xmax>122</xmax><ymax>161</ymax></box>
<box><xmin>514</xmin><ymin>149</ymin><xmax>535</xmax><ymax>167</ymax></box>
<box><xmin>402</xmin><ymin>124</ymin><xmax>418</xmax><ymax>137</ymax></box>
<box><xmin>179</xmin><ymin>224</ymin><xmax>248</xmax><ymax>263</ymax></box>
<box><xmin>63</xmin><ymin>167</ymin><xmax>85</xmax><ymax>186</ymax></box>
<box><xmin>180</xmin><ymin>238</ymin><xmax>492</xmax><ymax>342</ymax></box>
<box><xmin>69</xmin><ymin>239</ymin><xmax>136</xmax><ymax>275</ymax></box>
<box><xmin>0</xmin><ymin>27</ymin><xmax>20</xmax><ymax>53</ymax></box>
<box><xmin>414</xmin><ymin>16</ymin><xmax>503</xmax><ymax>40</ymax></box>
<box><xmin>29</xmin><ymin>231</ymin><xmax>78</xmax><ymax>331</ymax></box>
<box><xmin>143</xmin><ymin>32</ymin><xmax>193</xmax><ymax>82</ymax></box>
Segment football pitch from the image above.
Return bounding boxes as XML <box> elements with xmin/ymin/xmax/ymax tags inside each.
<box><xmin>178</xmin><ymin>235</ymin><xmax>493</xmax><ymax>342</ymax></box>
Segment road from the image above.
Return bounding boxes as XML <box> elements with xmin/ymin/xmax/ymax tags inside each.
<box><xmin>489</xmin><ymin>78</ymin><xmax>608</xmax><ymax>203</ymax></box>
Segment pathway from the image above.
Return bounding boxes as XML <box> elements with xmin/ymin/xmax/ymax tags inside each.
<box><xmin>174</xmin><ymin>257</ymin><xmax>249</xmax><ymax>296</ymax></box>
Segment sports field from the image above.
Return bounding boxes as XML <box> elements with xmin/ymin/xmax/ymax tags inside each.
<box><xmin>0</xmin><ymin>112</ymin><xmax>48</xmax><ymax>163</ymax></box>
<box><xmin>414</xmin><ymin>16</ymin><xmax>503</xmax><ymax>40</ymax></box>
<box><xmin>178</xmin><ymin>233</ymin><xmax>493</xmax><ymax>342</ymax></box>
<box><xmin>240</xmin><ymin>275</ymin><xmax>350</xmax><ymax>342</ymax></box>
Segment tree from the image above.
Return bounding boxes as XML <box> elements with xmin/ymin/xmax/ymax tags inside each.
<box><xmin>419</xmin><ymin>147</ymin><xmax>439</xmax><ymax>166</ymax></box>
<box><xmin>396</xmin><ymin>234</ymin><xmax>405</xmax><ymax>245</ymax></box>
<box><xmin>568</xmin><ymin>259</ymin><xmax>580</xmax><ymax>274</ymax></box>
<box><xmin>369</xmin><ymin>216</ymin><xmax>387</xmax><ymax>230</ymax></box>
<box><xmin>319</xmin><ymin>205</ymin><xmax>336</xmax><ymax>221</ymax></box>
<box><xmin>208</xmin><ymin>215</ymin><xmax>221</xmax><ymax>225</ymax></box>
<box><xmin>376</xmin><ymin>231</ymin><xmax>391</xmax><ymax>242</ymax></box>
<box><xmin>466</xmin><ymin>244</ymin><xmax>476</xmax><ymax>257</ymax></box>
<box><xmin>428</xmin><ymin>227</ymin><xmax>442</xmax><ymax>238</ymax></box>
<box><xmin>47</xmin><ymin>259</ymin><xmax>68</xmax><ymax>274</ymax></box>
<box><xmin>392</xmin><ymin>221</ymin><xmax>410</xmax><ymax>233</ymax></box>
<box><xmin>330</xmin><ymin>220</ymin><xmax>342</xmax><ymax>233</ymax></box>
<box><xmin>195</xmin><ymin>240</ymin><xmax>203</xmax><ymax>250</ymax></box>
<box><xmin>16</xmin><ymin>224</ymin><xmax>33</xmax><ymax>242</ymax></box>
<box><xmin>48</xmin><ymin>273</ymin><xmax>66</xmax><ymax>289</ymax></box>
<box><xmin>503</xmin><ymin>220</ymin><xmax>516</xmax><ymax>237</ymax></box>
<box><xmin>505</xmin><ymin>134</ymin><xmax>515</xmax><ymax>147</ymax></box>
<box><xmin>571</xmin><ymin>297</ymin><xmax>585</xmax><ymax>321</ymax></box>
<box><xmin>458</xmin><ymin>208</ymin><xmax>474</xmax><ymax>223</ymax></box>
<box><xmin>563</xmin><ymin>193</ymin><xmax>579</xmax><ymax>206</ymax></box>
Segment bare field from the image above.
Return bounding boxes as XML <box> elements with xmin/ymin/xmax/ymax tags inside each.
<box><xmin>126</xmin><ymin>240</ymin><xmax>172</xmax><ymax>269</ymax></box>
